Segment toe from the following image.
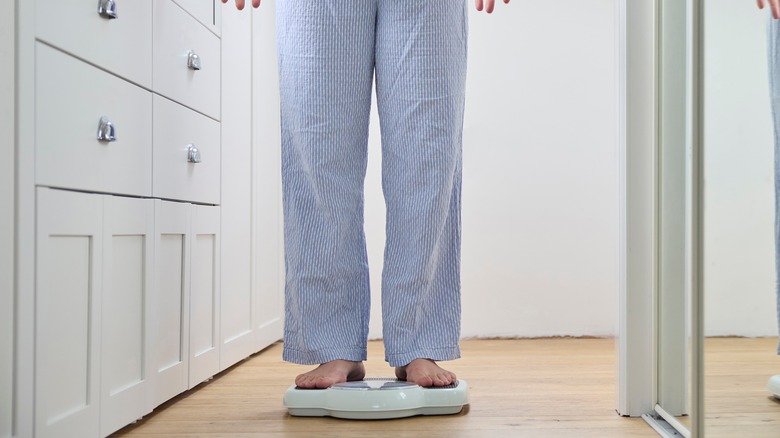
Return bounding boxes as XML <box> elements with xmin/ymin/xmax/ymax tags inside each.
<box><xmin>315</xmin><ymin>376</ymin><xmax>335</xmax><ymax>389</ymax></box>
<box><xmin>295</xmin><ymin>375</ymin><xmax>308</xmax><ymax>388</ymax></box>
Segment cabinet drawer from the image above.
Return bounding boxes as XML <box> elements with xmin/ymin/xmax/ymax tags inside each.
<box><xmin>36</xmin><ymin>43</ymin><xmax>153</xmax><ymax>197</ymax></box>
<box><xmin>153</xmin><ymin>95</ymin><xmax>220</xmax><ymax>205</ymax></box>
<box><xmin>154</xmin><ymin>0</ymin><xmax>221</xmax><ymax>120</ymax></box>
<box><xmin>36</xmin><ymin>0</ymin><xmax>153</xmax><ymax>88</ymax></box>
<box><xmin>173</xmin><ymin>0</ymin><xmax>222</xmax><ymax>36</ymax></box>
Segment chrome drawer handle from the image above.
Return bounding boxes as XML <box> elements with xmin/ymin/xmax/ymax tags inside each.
<box><xmin>187</xmin><ymin>51</ymin><xmax>202</xmax><ymax>71</ymax></box>
<box><xmin>187</xmin><ymin>144</ymin><xmax>202</xmax><ymax>163</ymax></box>
<box><xmin>97</xmin><ymin>0</ymin><xmax>118</xmax><ymax>19</ymax></box>
<box><xmin>97</xmin><ymin>116</ymin><xmax>117</xmax><ymax>142</ymax></box>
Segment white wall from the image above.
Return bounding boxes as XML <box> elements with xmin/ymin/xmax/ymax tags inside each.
<box><xmin>704</xmin><ymin>1</ymin><xmax>777</xmax><ymax>337</ymax></box>
<box><xmin>0</xmin><ymin>0</ymin><xmax>14</xmax><ymax>435</ymax></box>
<box><xmin>363</xmin><ymin>0</ymin><xmax>619</xmax><ymax>339</ymax></box>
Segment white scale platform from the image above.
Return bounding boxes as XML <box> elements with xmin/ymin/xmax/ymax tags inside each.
<box><xmin>768</xmin><ymin>375</ymin><xmax>780</xmax><ymax>398</ymax></box>
<box><xmin>284</xmin><ymin>378</ymin><xmax>469</xmax><ymax>420</ymax></box>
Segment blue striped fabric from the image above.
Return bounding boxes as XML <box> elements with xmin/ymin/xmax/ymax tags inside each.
<box><xmin>277</xmin><ymin>0</ymin><xmax>468</xmax><ymax>368</ymax></box>
<box><xmin>768</xmin><ymin>17</ymin><xmax>780</xmax><ymax>354</ymax></box>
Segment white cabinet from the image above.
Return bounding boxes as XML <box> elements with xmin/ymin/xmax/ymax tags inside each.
<box><xmin>219</xmin><ymin>3</ymin><xmax>255</xmax><ymax>369</ymax></box>
<box><xmin>35</xmin><ymin>42</ymin><xmax>153</xmax><ymax>197</ymax></box>
<box><xmin>251</xmin><ymin>4</ymin><xmax>285</xmax><ymax>350</ymax></box>
<box><xmin>152</xmin><ymin>201</ymin><xmax>221</xmax><ymax>401</ymax></box>
<box><xmin>100</xmin><ymin>196</ymin><xmax>155</xmax><ymax>436</ymax></box>
<box><xmin>152</xmin><ymin>95</ymin><xmax>221</xmax><ymax>205</ymax></box>
<box><xmin>219</xmin><ymin>2</ymin><xmax>284</xmax><ymax>367</ymax></box>
<box><xmin>35</xmin><ymin>189</ymin><xmax>157</xmax><ymax>438</ymax></box>
<box><xmin>31</xmin><ymin>1</ymin><xmax>225</xmax><ymax>430</ymax></box>
<box><xmin>188</xmin><ymin>205</ymin><xmax>221</xmax><ymax>387</ymax></box>
<box><xmin>153</xmin><ymin>0</ymin><xmax>221</xmax><ymax>120</ymax></box>
<box><xmin>35</xmin><ymin>190</ymin><xmax>222</xmax><ymax>438</ymax></box>
<box><xmin>35</xmin><ymin>0</ymin><xmax>153</xmax><ymax>88</ymax></box>
<box><xmin>152</xmin><ymin>201</ymin><xmax>191</xmax><ymax>406</ymax></box>
<box><xmin>10</xmin><ymin>1</ymin><xmax>284</xmax><ymax>436</ymax></box>
<box><xmin>35</xmin><ymin>189</ymin><xmax>103</xmax><ymax>438</ymax></box>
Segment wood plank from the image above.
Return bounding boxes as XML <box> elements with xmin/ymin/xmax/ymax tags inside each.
<box><xmin>704</xmin><ymin>337</ymin><xmax>780</xmax><ymax>437</ymax></box>
<box><xmin>112</xmin><ymin>339</ymin><xmax>655</xmax><ymax>437</ymax></box>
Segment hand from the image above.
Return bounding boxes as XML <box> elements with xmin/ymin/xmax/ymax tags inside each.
<box><xmin>221</xmin><ymin>0</ymin><xmax>260</xmax><ymax>10</ymax></box>
<box><xmin>475</xmin><ymin>0</ymin><xmax>510</xmax><ymax>14</ymax></box>
<box><xmin>759</xmin><ymin>0</ymin><xmax>780</xmax><ymax>19</ymax></box>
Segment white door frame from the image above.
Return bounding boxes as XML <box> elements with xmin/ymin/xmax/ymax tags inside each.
<box><xmin>617</xmin><ymin>0</ymin><xmax>658</xmax><ymax>419</ymax></box>
<box><xmin>618</xmin><ymin>1</ymin><xmax>704</xmax><ymax>436</ymax></box>
<box><xmin>1</xmin><ymin>0</ymin><xmax>16</xmax><ymax>436</ymax></box>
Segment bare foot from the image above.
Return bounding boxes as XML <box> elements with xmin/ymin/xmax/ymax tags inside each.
<box><xmin>395</xmin><ymin>358</ymin><xmax>457</xmax><ymax>387</ymax></box>
<box><xmin>295</xmin><ymin>360</ymin><xmax>365</xmax><ymax>389</ymax></box>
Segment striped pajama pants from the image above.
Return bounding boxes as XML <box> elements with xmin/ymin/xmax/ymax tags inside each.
<box><xmin>277</xmin><ymin>0</ymin><xmax>468</xmax><ymax>368</ymax></box>
<box><xmin>770</xmin><ymin>18</ymin><xmax>780</xmax><ymax>354</ymax></box>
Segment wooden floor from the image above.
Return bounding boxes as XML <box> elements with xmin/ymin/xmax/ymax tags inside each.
<box><xmin>114</xmin><ymin>339</ymin><xmax>655</xmax><ymax>437</ymax></box>
<box><xmin>704</xmin><ymin>337</ymin><xmax>780</xmax><ymax>437</ymax></box>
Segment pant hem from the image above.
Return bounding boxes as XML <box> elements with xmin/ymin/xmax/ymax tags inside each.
<box><xmin>283</xmin><ymin>346</ymin><xmax>368</xmax><ymax>365</ymax></box>
<box><xmin>385</xmin><ymin>346</ymin><xmax>461</xmax><ymax>368</ymax></box>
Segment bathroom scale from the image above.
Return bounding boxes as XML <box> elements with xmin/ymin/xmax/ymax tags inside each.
<box><xmin>768</xmin><ymin>375</ymin><xmax>780</xmax><ymax>398</ymax></box>
<box><xmin>283</xmin><ymin>378</ymin><xmax>469</xmax><ymax>420</ymax></box>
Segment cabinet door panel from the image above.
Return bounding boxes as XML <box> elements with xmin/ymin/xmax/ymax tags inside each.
<box><xmin>157</xmin><ymin>235</ymin><xmax>186</xmax><ymax>371</ymax></box>
<box><xmin>36</xmin><ymin>188</ymin><xmax>102</xmax><ymax>438</ymax></box>
<box><xmin>101</xmin><ymin>196</ymin><xmax>154</xmax><ymax>436</ymax></box>
<box><xmin>252</xmin><ymin>3</ymin><xmax>285</xmax><ymax>350</ymax></box>
<box><xmin>152</xmin><ymin>201</ymin><xmax>191</xmax><ymax>406</ymax></box>
<box><xmin>189</xmin><ymin>205</ymin><xmax>220</xmax><ymax>388</ymax></box>
<box><xmin>219</xmin><ymin>3</ymin><xmax>254</xmax><ymax>369</ymax></box>
<box><xmin>190</xmin><ymin>234</ymin><xmax>215</xmax><ymax>357</ymax></box>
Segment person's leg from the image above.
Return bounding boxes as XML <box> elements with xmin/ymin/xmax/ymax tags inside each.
<box><xmin>766</xmin><ymin>14</ymin><xmax>780</xmax><ymax>397</ymax></box>
<box><xmin>770</xmin><ymin>15</ymin><xmax>780</xmax><ymax>357</ymax></box>
<box><xmin>277</xmin><ymin>0</ymin><xmax>377</xmax><ymax>387</ymax></box>
<box><xmin>374</xmin><ymin>0</ymin><xmax>468</xmax><ymax>386</ymax></box>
